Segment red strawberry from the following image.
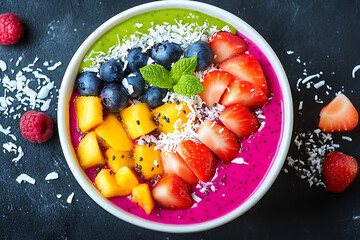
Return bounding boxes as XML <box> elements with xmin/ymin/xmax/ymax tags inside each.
<box><xmin>152</xmin><ymin>173</ymin><xmax>193</xmax><ymax>210</ymax></box>
<box><xmin>219</xmin><ymin>104</ymin><xmax>259</xmax><ymax>139</ymax></box>
<box><xmin>219</xmin><ymin>53</ymin><xmax>269</xmax><ymax>96</ymax></box>
<box><xmin>220</xmin><ymin>79</ymin><xmax>268</xmax><ymax>109</ymax></box>
<box><xmin>198</xmin><ymin>70</ymin><xmax>233</xmax><ymax>107</ymax></box>
<box><xmin>196</xmin><ymin>120</ymin><xmax>240</xmax><ymax>163</ymax></box>
<box><xmin>209</xmin><ymin>31</ymin><xmax>248</xmax><ymax>63</ymax></box>
<box><xmin>160</xmin><ymin>150</ymin><xmax>198</xmax><ymax>185</ymax></box>
<box><xmin>322</xmin><ymin>151</ymin><xmax>358</xmax><ymax>193</ymax></box>
<box><xmin>176</xmin><ymin>140</ymin><xmax>217</xmax><ymax>182</ymax></box>
<box><xmin>319</xmin><ymin>93</ymin><xmax>359</xmax><ymax>133</ymax></box>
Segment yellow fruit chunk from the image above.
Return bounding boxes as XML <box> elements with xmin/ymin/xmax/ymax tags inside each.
<box><xmin>132</xmin><ymin>183</ymin><xmax>155</xmax><ymax>215</ymax></box>
<box><xmin>120</xmin><ymin>103</ymin><xmax>156</xmax><ymax>139</ymax></box>
<box><xmin>105</xmin><ymin>148</ymin><xmax>135</xmax><ymax>173</ymax></box>
<box><xmin>77</xmin><ymin>131</ymin><xmax>105</xmax><ymax>169</ymax></box>
<box><xmin>152</xmin><ymin>101</ymin><xmax>192</xmax><ymax>134</ymax></box>
<box><xmin>133</xmin><ymin>143</ymin><xmax>163</xmax><ymax>180</ymax></box>
<box><xmin>95</xmin><ymin>114</ymin><xmax>133</xmax><ymax>151</ymax></box>
<box><xmin>115</xmin><ymin>166</ymin><xmax>139</xmax><ymax>196</ymax></box>
<box><xmin>95</xmin><ymin>169</ymin><xmax>122</xmax><ymax>198</ymax></box>
<box><xmin>75</xmin><ymin>96</ymin><xmax>104</xmax><ymax>133</ymax></box>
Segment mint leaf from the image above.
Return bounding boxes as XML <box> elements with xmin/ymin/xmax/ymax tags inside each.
<box><xmin>140</xmin><ymin>64</ymin><xmax>173</xmax><ymax>89</ymax></box>
<box><xmin>173</xmin><ymin>74</ymin><xmax>204</xmax><ymax>96</ymax></box>
<box><xmin>170</xmin><ymin>57</ymin><xmax>197</xmax><ymax>84</ymax></box>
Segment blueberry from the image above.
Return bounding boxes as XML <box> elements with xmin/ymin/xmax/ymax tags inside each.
<box><xmin>126</xmin><ymin>48</ymin><xmax>149</xmax><ymax>72</ymax></box>
<box><xmin>140</xmin><ymin>86</ymin><xmax>168</xmax><ymax>109</ymax></box>
<box><xmin>151</xmin><ymin>41</ymin><xmax>182</xmax><ymax>70</ymax></box>
<box><xmin>100</xmin><ymin>83</ymin><xmax>129</xmax><ymax>112</ymax></box>
<box><xmin>185</xmin><ymin>41</ymin><xmax>214</xmax><ymax>71</ymax></box>
<box><xmin>99</xmin><ymin>59</ymin><xmax>125</xmax><ymax>83</ymax></box>
<box><xmin>122</xmin><ymin>71</ymin><xmax>145</xmax><ymax>98</ymax></box>
<box><xmin>75</xmin><ymin>72</ymin><xmax>103</xmax><ymax>96</ymax></box>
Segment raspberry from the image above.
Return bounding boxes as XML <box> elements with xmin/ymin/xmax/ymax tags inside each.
<box><xmin>0</xmin><ymin>13</ymin><xmax>24</xmax><ymax>45</ymax></box>
<box><xmin>20</xmin><ymin>111</ymin><xmax>53</xmax><ymax>143</ymax></box>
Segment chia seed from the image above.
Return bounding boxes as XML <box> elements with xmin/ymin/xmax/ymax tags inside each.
<box><xmin>150</xmin><ymin>167</ymin><xmax>154</xmax><ymax>171</ymax></box>
<box><xmin>136</xmin><ymin>120</ymin><xmax>140</xmax><ymax>125</ymax></box>
<box><xmin>128</xmin><ymin>153</ymin><xmax>133</xmax><ymax>158</ymax></box>
<box><xmin>175</xmin><ymin>100</ymin><xmax>180</xmax><ymax>105</ymax></box>
<box><xmin>121</xmin><ymin>155</ymin><xmax>125</xmax><ymax>158</ymax></box>
<box><xmin>213</xmin><ymin>103</ymin><xmax>217</xmax><ymax>107</ymax></box>
<box><xmin>112</xmin><ymin>155</ymin><xmax>115</xmax><ymax>160</ymax></box>
<box><xmin>76</xmin><ymin>127</ymin><xmax>81</xmax><ymax>133</ymax></box>
<box><xmin>182</xmin><ymin>110</ymin><xmax>186</xmax><ymax>114</ymax></box>
<box><xmin>139</xmin><ymin>157</ymin><xmax>143</xmax><ymax>161</ymax></box>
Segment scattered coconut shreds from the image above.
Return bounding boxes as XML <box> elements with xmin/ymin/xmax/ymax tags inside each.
<box><xmin>16</xmin><ymin>173</ymin><xmax>36</xmax><ymax>184</ymax></box>
<box><xmin>191</xmin><ymin>192</ymin><xmax>202</xmax><ymax>203</ymax></box>
<box><xmin>352</xmin><ymin>64</ymin><xmax>360</xmax><ymax>79</ymax></box>
<box><xmin>56</xmin><ymin>194</ymin><xmax>62</xmax><ymax>199</ymax></box>
<box><xmin>232</xmin><ymin>157</ymin><xmax>249</xmax><ymax>165</ymax></box>
<box><xmin>67</xmin><ymin>192</ymin><xmax>75</xmax><ymax>204</ymax></box>
<box><xmin>341</xmin><ymin>136</ymin><xmax>352</xmax><ymax>142</ymax></box>
<box><xmin>286</xmin><ymin>50</ymin><xmax>294</xmax><ymax>55</ymax></box>
<box><xmin>45</xmin><ymin>171</ymin><xmax>59</xmax><ymax>181</ymax></box>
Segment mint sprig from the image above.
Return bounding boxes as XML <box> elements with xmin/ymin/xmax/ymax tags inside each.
<box><xmin>139</xmin><ymin>57</ymin><xmax>204</xmax><ymax>96</ymax></box>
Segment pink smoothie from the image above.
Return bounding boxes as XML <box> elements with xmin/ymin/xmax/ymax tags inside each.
<box><xmin>68</xmin><ymin>32</ymin><xmax>284</xmax><ymax>224</ymax></box>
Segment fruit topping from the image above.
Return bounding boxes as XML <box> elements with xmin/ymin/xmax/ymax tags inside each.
<box><xmin>20</xmin><ymin>111</ymin><xmax>53</xmax><ymax>143</ymax></box>
<box><xmin>196</xmin><ymin>120</ymin><xmax>240</xmax><ymax>163</ymax></box>
<box><xmin>122</xmin><ymin>71</ymin><xmax>145</xmax><ymax>98</ymax></box>
<box><xmin>77</xmin><ymin>131</ymin><xmax>105</xmax><ymax>169</ymax></box>
<box><xmin>126</xmin><ymin>48</ymin><xmax>149</xmax><ymax>72</ymax></box>
<box><xmin>0</xmin><ymin>13</ymin><xmax>24</xmax><ymax>45</ymax></box>
<box><xmin>75</xmin><ymin>96</ymin><xmax>104</xmax><ymax>133</ymax></box>
<box><xmin>140</xmin><ymin>86</ymin><xmax>168</xmax><ymax>109</ymax></box>
<box><xmin>197</xmin><ymin>70</ymin><xmax>233</xmax><ymax>107</ymax></box>
<box><xmin>100</xmin><ymin>83</ymin><xmax>129</xmax><ymax>112</ymax></box>
<box><xmin>322</xmin><ymin>151</ymin><xmax>359</xmax><ymax>193</ymax></box>
<box><xmin>176</xmin><ymin>140</ymin><xmax>216</xmax><ymax>182</ymax></box>
<box><xmin>319</xmin><ymin>93</ymin><xmax>359</xmax><ymax>133</ymax></box>
<box><xmin>133</xmin><ymin>143</ymin><xmax>163</xmax><ymax>180</ymax></box>
<box><xmin>75</xmin><ymin>72</ymin><xmax>103</xmax><ymax>96</ymax></box>
<box><xmin>105</xmin><ymin>148</ymin><xmax>135</xmax><ymax>173</ymax></box>
<box><xmin>99</xmin><ymin>59</ymin><xmax>125</xmax><ymax>83</ymax></box>
<box><xmin>219</xmin><ymin>53</ymin><xmax>269</xmax><ymax>96</ymax></box>
<box><xmin>120</xmin><ymin>103</ymin><xmax>157</xmax><ymax>139</ymax></box>
<box><xmin>151</xmin><ymin>41</ymin><xmax>182</xmax><ymax>70</ymax></box>
<box><xmin>220</xmin><ymin>79</ymin><xmax>268</xmax><ymax>109</ymax></box>
<box><xmin>132</xmin><ymin>183</ymin><xmax>155</xmax><ymax>215</ymax></box>
<box><xmin>160</xmin><ymin>150</ymin><xmax>198</xmax><ymax>185</ymax></box>
<box><xmin>94</xmin><ymin>114</ymin><xmax>133</xmax><ymax>151</ymax></box>
<box><xmin>184</xmin><ymin>41</ymin><xmax>214</xmax><ymax>71</ymax></box>
<box><xmin>152</xmin><ymin>173</ymin><xmax>193</xmax><ymax>210</ymax></box>
<box><xmin>209</xmin><ymin>31</ymin><xmax>248</xmax><ymax>63</ymax></box>
<box><xmin>219</xmin><ymin>104</ymin><xmax>259</xmax><ymax>139</ymax></box>
<box><xmin>114</xmin><ymin>166</ymin><xmax>139</xmax><ymax>196</ymax></box>
<box><xmin>95</xmin><ymin>169</ymin><xmax>122</xmax><ymax>198</ymax></box>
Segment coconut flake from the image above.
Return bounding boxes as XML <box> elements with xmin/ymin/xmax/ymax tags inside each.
<box><xmin>0</xmin><ymin>60</ymin><xmax>7</xmax><ymax>71</ymax></box>
<box><xmin>122</xmin><ymin>78</ymin><xmax>134</xmax><ymax>95</ymax></box>
<box><xmin>352</xmin><ymin>65</ymin><xmax>360</xmax><ymax>78</ymax></box>
<box><xmin>47</xmin><ymin>61</ymin><xmax>62</xmax><ymax>71</ymax></box>
<box><xmin>45</xmin><ymin>172</ymin><xmax>59</xmax><ymax>181</ymax></box>
<box><xmin>191</xmin><ymin>192</ymin><xmax>202</xmax><ymax>203</ymax></box>
<box><xmin>232</xmin><ymin>157</ymin><xmax>249</xmax><ymax>165</ymax></box>
<box><xmin>67</xmin><ymin>192</ymin><xmax>75</xmax><ymax>203</ymax></box>
<box><xmin>16</xmin><ymin>174</ymin><xmax>36</xmax><ymax>184</ymax></box>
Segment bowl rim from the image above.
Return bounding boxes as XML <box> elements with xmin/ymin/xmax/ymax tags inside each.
<box><xmin>58</xmin><ymin>0</ymin><xmax>293</xmax><ymax>233</ymax></box>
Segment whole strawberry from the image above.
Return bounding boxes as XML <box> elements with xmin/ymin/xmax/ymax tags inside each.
<box><xmin>0</xmin><ymin>13</ymin><xmax>24</xmax><ymax>45</ymax></box>
<box><xmin>322</xmin><ymin>151</ymin><xmax>358</xmax><ymax>193</ymax></box>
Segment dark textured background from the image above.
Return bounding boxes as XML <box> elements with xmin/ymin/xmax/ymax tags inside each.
<box><xmin>1</xmin><ymin>0</ymin><xmax>360</xmax><ymax>239</ymax></box>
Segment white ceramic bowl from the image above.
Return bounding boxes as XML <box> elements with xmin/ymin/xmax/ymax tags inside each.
<box><xmin>58</xmin><ymin>0</ymin><xmax>293</xmax><ymax>233</ymax></box>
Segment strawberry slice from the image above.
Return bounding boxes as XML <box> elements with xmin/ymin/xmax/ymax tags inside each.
<box><xmin>196</xmin><ymin>120</ymin><xmax>240</xmax><ymax>163</ymax></box>
<box><xmin>219</xmin><ymin>104</ymin><xmax>259</xmax><ymax>139</ymax></box>
<box><xmin>319</xmin><ymin>93</ymin><xmax>359</xmax><ymax>132</ymax></box>
<box><xmin>152</xmin><ymin>173</ymin><xmax>193</xmax><ymax>210</ymax></box>
<box><xmin>209</xmin><ymin>31</ymin><xmax>248</xmax><ymax>63</ymax></box>
<box><xmin>198</xmin><ymin>70</ymin><xmax>233</xmax><ymax>107</ymax></box>
<box><xmin>219</xmin><ymin>53</ymin><xmax>269</xmax><ymax>96</ymax></box>
<box><xmin>220</xmin><ymin>79</ymin><xmax>268</xmax><ymax>109</ymax></box>
<box><xmin>322</xmin><ymin>151</ymin><xmax>359</xmax><ymax>193</ymax></box>
<box><xmin>160</xmin><ymin>150</ymin><xmax>198</xmax><ymax>185</ymax></box>
<box><xmin>176</xmin><ymin>140</ymin><xmax>217</xmax><ymax>182</ymax></box>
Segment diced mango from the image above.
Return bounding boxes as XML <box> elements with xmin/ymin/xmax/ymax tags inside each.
<box><xmin>75</xmin><ymin>96</ymin><xmax>104</xmax><ymax>133</ymax></box>
<box><xmin>133</xmin><ymin>143</ymin><xmax>163</xmax><ymax>180</ymax></box>
<box><xmin>120</xmin><ymin>103</ymin><xmax>157</xmax><ymax>139</ymax></box>
<box><xmin>77</xmin><ymin>131</ymin><xmax>105</xmax><ymax>169</ymax></box>
<box><xmin>105</xmin><ymin>148</ymin><xmax>135</xmax><ymax>173</ymax></box>
<box><xmin>115</xmin><ymin>166</ymin><xmax>139</xmax><ymax>196</ymax></box>
<box><xmin>94</xmin><ymin>169</ymin><xmax>123</xmax><ymax>198</ymax></box>
<box><xmin>95</xmin><ymin>114</ymin><xmax>133</xmax><ymax>151</ymax></box>
<box><xmin>152</xmin><ymin>101</ymin><xmax>192</xmax><ymax>134</ymax></box>
<box><xmin>132</xmin><ymin>183</ymin><xmax>155</xmax><ymax>215</ymax></box>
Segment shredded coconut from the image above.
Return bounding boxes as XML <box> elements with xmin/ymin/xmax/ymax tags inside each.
<box><xmin>45</xmin><ymin>172</ymin><xmax>59</xmax><ymax>181</ymax></box>
<box><xmin>16</xmin><ymin>173</ymin><xmax>36</xmax><ymax>184</ymax></box>
<box><xmin>67</xmin><ymin>192</ymin><xmax>75</xmax><ymax>204</ymax></box>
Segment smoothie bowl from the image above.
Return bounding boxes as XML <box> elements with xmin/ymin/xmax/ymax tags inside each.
<box><xmin>58</xmin><ymin>0</ymin><xmax>293</xmax><ymax>233</ymax></box>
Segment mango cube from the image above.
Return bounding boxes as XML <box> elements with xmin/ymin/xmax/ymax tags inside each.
<box><xmin>75</xmin><ymin>96</ymin><xmax>104</xmax><ymax>133</ymax></box>
<box><xmin>120</xmin><ymin>103</ymin><xmax>156</xmax><ymax>139</ymax></box>
<box><xmin>152</xmin><ymin>101</ymin><xmax>192</xmax><ymax>134</ymax></box>
<box><xmin>95</xmin><ymin>114</ymin><xmax>133</xmax><ymax>151</ymax></box>
<box><xmin>105</xmin><ymin>148</ymin><xmax>135</xmax><ymax>173</ymax></box>
<box><xmin>131</xmin><ymin>183</ymin><xmax>155</xmax><ymax>215</ymax></box>
<box><xmin>95</xmin><ymin>169</ymin><xmax>123</xmax><ymax>198</ymax></box>
<box><xmin>115</xmin><ymin>166</ymin><xmax>139</xmax><ymax>196</ymax></box>
<box><xmin>133</xmin><ymin>143</ymin><xmax>163</xmax><ymax>180</ymax></box>
<box><xmin>77</xmin><ymin>131</ymin><xmax>105</xmax><ymax>169</ymax></box>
